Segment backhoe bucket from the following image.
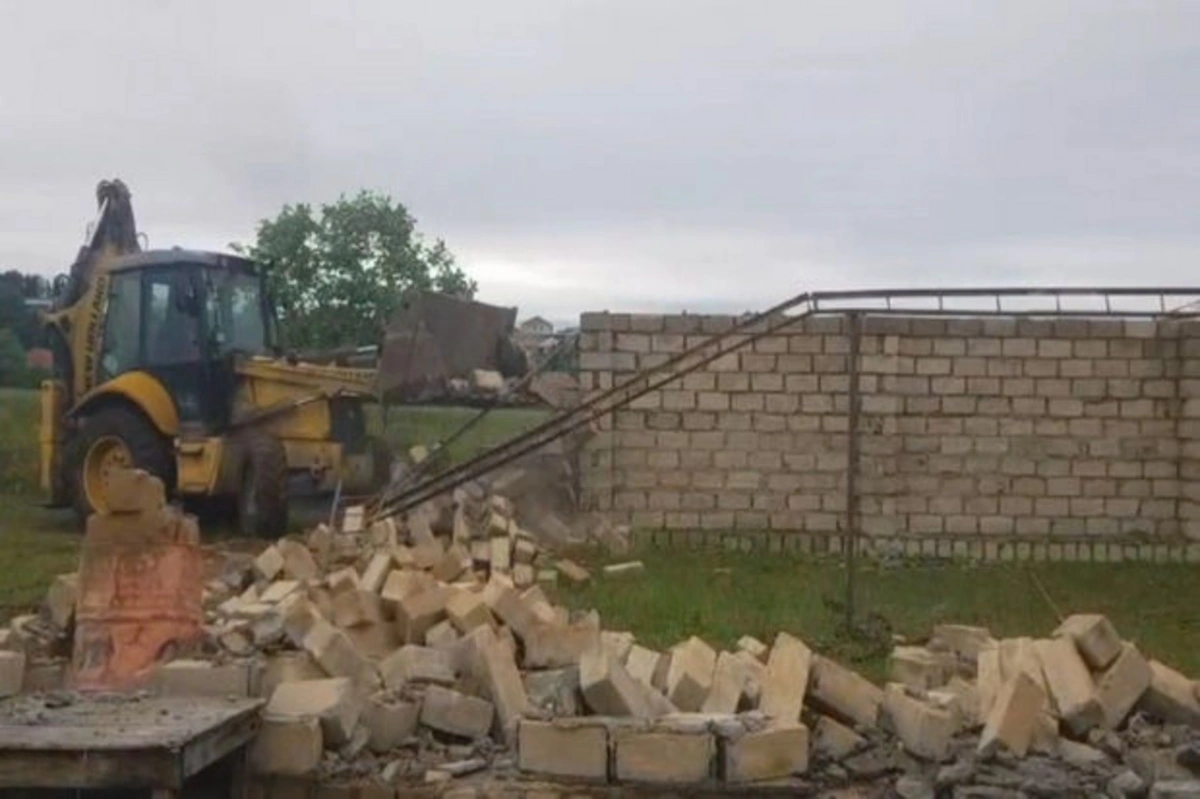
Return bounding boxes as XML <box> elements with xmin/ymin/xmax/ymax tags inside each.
<box><xmin>377</xmin><ymin>291</ymin><xmax>526</xmax><ymax>402</ymax></box>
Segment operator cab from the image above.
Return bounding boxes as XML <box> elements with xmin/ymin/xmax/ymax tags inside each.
<box><xmin>97</xmin><ymin>249</ymin><xmax>277</xmax><ymax>431</ymax></box>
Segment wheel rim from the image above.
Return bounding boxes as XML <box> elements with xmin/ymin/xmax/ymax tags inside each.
<box><xmin>83</xmin><ymin>435</ymin><xmax>133</xmax><ymax>514</ymax></box>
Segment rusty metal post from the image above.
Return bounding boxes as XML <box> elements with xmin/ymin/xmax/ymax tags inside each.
<box><xmin>844</xmin><ymin>311</ymin><xmax>863</xmax><ymax>631</ymax></box>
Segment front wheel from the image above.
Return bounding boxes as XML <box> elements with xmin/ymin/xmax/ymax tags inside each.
<box><xmin>67</xmin><ymin>406</ymin><xmax>173</xmax><ymax>523</ymax></box>
<box><xmin>235</xmin><ymin>432</ymin><xmax>289</xmax><ymax>538</ymax></box>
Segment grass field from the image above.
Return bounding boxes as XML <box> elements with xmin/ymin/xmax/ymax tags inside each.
<box><xmin>1</xmin><ymin>386</ymin><xmax>1198</xmax><ymax>682</ymax></box>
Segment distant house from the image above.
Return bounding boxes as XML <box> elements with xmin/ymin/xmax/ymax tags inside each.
<box><xmin>26</xmin><ymin>347</ymin><xmax>52</xmax><ymax>371</ymax></box>
<box><xmin>518</xmin><ymin>316</ymin><xmax>554</xmax><ymax>336</ymax></box>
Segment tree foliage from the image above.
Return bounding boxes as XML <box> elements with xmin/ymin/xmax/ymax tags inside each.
<box><xmin>234</xmin><ymin>191</ymin><xmax>477</xmax><ymax>351</ymax></box>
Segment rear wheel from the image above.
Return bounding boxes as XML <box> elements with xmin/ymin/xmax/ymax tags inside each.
<box><xmin>68</xmin><ymin>406</ymin><xmax>173</xmax><ymax>522</ymax></box>
<box><xmin>235</xmin><ymin>432</ymin><xmax>289</xmax><ymax>538</ymax></box>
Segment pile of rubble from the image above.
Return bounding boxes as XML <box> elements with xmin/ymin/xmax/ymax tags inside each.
<box><xmin>1</xmin><ymin>479</ymin><xmax>1199</xmax><ymax>797</ymax></box>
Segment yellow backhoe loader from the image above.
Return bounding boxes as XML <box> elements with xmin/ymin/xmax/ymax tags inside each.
<box><xmin>38</xmin><ymin>180</ymin><xmax>399</xmax><ymax>536</ymax></box>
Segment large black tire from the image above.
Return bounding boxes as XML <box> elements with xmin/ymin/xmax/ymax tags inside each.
<box><xmin>67</xmin><ymin>405</ymin><xmax>173</xmax><ymax>524</ymax></box>
<box><xmin>235</xmin><ymin>432</ymin><xmax>289</xmax><ymax>538</ymax></box>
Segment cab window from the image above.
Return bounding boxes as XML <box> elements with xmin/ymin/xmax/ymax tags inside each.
<box><xmin>143</xmin><ymin>271</ymin><xmax>201</xmax><ymax>365</ymax></box>
<box><xmin>98</xmin><ymin>272</ymin><xmax>141</xmax><ymax>381</ymax></box>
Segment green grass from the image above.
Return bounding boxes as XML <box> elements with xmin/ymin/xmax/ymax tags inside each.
<box><xmin>560</xmin><ymin>548</ymin><xmax>1200</xmax><ymax>682</ymax></box>
<box><xmin>0</xmin><ymin>499</ymin><xmax>80</xmax><ymax>619</ymax></box>
<box><xmin>378</xmin><ymin>405</ymin><xmax>549</xmax><ymax>467</ymax></box>
<box><xmin>0</xmin><ymin>387</ymin><xmax>40</xmax><ymax>494</ymax></box>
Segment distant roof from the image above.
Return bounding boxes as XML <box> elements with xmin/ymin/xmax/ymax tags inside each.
<box><xmin>519</xmin><ymin>315</ymin><xmax>553</xmax><ymax>330</ymax></box>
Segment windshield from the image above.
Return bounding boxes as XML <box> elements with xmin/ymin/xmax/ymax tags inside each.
<box><xmin>204</xmin><ymin>267</ymin><xmax>270</xmax><ymax>356</ymax></box>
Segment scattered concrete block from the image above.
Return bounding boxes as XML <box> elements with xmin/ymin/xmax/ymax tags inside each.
<box><xmin>1139</xmin><ymin>660</ymin><xmax>1200</xmax><ymax>727</ymax></box>
<box><xmin>626</xmin><ymin>645</ymin><xmax>664</xmax><ymax>688</ymax></box>
<box><xmin>732</xmin><ymin>650</ymin><xmax>766</xmax><ymax>703</ymax></box>
<box><xmin>473</xmin><ymin>628</ymin><xmax>531</xmax><ymax>744</ymax></box>
<box><xmin>472</xmin><ymin>368</ymin><xmax>505</xmax><ymax>393</ymax></box>
<box><xmin>259</xmin><ymin>652</ymin><xmax>325</xmax><ymax>698</ymax></box>
<box><xmin>342</xmin><ymin>505</ymin><xmax>365</xmax><ymax>533</ymax></box>
<box><xmin>556</xmin><ymin>559</ymin><xmax>590</xmax><ymax>584</ymax></box>
<box><xmin>432</xmin><ymin>544</ymin><xmax>471</xmax><ymax>583</ymax></box>
<box><xmin>930</xmin><ymin>624</ymin><xmax>995</xmax><ymax>662</ymax></box>
<box><xmin>978</xmin><ymin>672</ymin><xmax>1046</xmax><ymax>757</ymax></box>
<box><xmin>360</xmin><ymin>554</ymin><xmax>392</xmax><ymax>595</ymax></box>
<box><xmin>490</xmin><ymin>586</ymin><xmax>539</xmax><ymax>640</ymax></box>
<box><xmin>881</xmin><ymin>684</ymin><xmax>956</xmax><ymax>761</ymax></box>
<box><xmin>512</xmin><ymin>563</ymin><xmax>535</xmax><ymax>589</ymax></box>
<box><xmin>736</xmin><ymin>635</ymin><xmax>768</xmax><ymax>661</ymax></box>
<box><xmin>469</xmin><ymin>540</ymin><xmax>491</xmax><ymax>565</ymax></box>
<box><xmin>942</xmin><ymin>676</ymin><xmax>982</xmax><ymax>730</ymax></box>
<box><xmin>425</xmin><ymin>619</ymin><xmax>461</xmax><ymax>650</ymax></box>
<box><xmin>380</xmin><ymin>569</ymin><xmax>434</xmax><ymax>610</ymax></box>
<box><xmin>380</xmin><ymin>645</ymin><xmax>456</xmax><ymax>688</ymax></box>
<box><xmin>723</xmin><ymin>723</ymin><xmax>809</xmax><ymax>782</ymax></box>
<box><xmin>890</xmin><ymin>646</ymin><xmax>954</xmax><ymax>690</ymax></box>
<box><xmin>809</xmin><ymin>655</ymin><xmax>883</xmax><ymax>728</ymax></box>
<box><xmin>702</xmin><ymin>651</ymin><xmax>750</xmax><ymax>714</ymax></box>
<box><xmin>603</xmin><ymin>561</ymin><xmax>644</xmax><ymax>578</ymax></box>
<box><xmin>280</xmin><ymin>596</ymin><xmax>323</xmax><ymax>648</ymax></box>
<box><xmin>332</xmin><ymin>590</ymin><xmax>384</xmax><ymax>630</ymax></box>
<box><xmin>267</xmin><ymin>677</ymin><xmax>363</xmax><ymax>746</ymax></box>
<box><xmin>524</xmin><ymin>667</ymin><xmax>581</xmax><ymax>717</ymax></box>
<box><xmin>249</xmin><ymin>716</ymin><xmax>323</xmax><ymax>775</ymax></box>
<box><xmin>392</xmin><ymin>545</ymin><xmax>416</xmax><ymax>570</ymax></box>
<box><xmin>615</xmin><ymin>728</ymin><xmax>714</xmax><ymax>783</ymax></box>
<box><xmin>665</xmin><ymin>636</ymin><xmax>717</xmax><ymax>712</ymax></box>
<box><xmin>1095</xmin><ymin>643</ymin><xmax>1152</xmax><ymax>729</ymax></box>
<box><xmin>345</xmin><ymin>619</ymin><xmax>400</xmax><ymax>660</ymax></box>
<box><xmin>395</xmin><ymin>586</ymin><xmax>448</xmax><ymax>644</ymax></box>
<box><xmin>490</xmin><ymin>537</ymin><xmax>512</xmax><ymax>573</ymax></box>
<box><xmin>812</xmin><ymin>715</ymin><xmax>865</xmax><ymax>761</ymax></box>
<box><xmin>1034</xmin><ymin>637</ymin><xmax>1103</xmax><ymax>735</ymax></box>
<box><xmin>254</xmin><ymin>546</ymin><xmax>286</xmax><ymax>582</ymax></box>
<box><xmin>327</xmin><ymin>566</ymin><xmax>360</xmax><ymax>594</ymax></box>
<box><xmin>420</xmin><ymin>685</ymin><xmax>495</xmax><ymax>739</ymax></box>
<box><xmin>759</xmin><ymin>632</ymin><xmax>812</xmax><ymax>724</ymax></box>
<box><xmin>259</xmin><ymin>580</ymin><xmax>301</xmax><ymax>605</ymax></box>
<box><xmin>518</xmin><ymin>720</ymin><xmax>608</xmax><ymax>781</ymax></box>
<box><xmin>277</xmin><ymin>540</ymin><xmax>319</xmax><ymax>581</ymax></box>
<box><xmin>524</xmin><ymin>623</ymin><xmax>601</xmax><ymax>669</ymax></box>
<box><xmin>412</xmin><ymin>540</ymin><xmax>445</xmax><ymax>570</ymax></box>
<box><xmin>513</xmin><ymin>538</ymin><xmax>537</xmax><ymax>565</ymax></box>
<box><xmin>0</xmin><ymin>651</ymin><xmax>25</xmax><ymax>698</ymax></box>
<box><xmin>302</xmin><ymin>621</ymin><xmax>379</xmax><ymax>689</ymax></box>
<box><xmin>1054</xmin><ymin>614</ymin><xmax>1123</xmax><ymax>671</ymax></box>
<box><xmin>44</xmin><ymin>573</ymin><xmax>78</xmax><ymax>629</ymax></box>
<box><xmin>602</xmin><ymin>630</ymin><xmax>636</xmax><ymax>664</ymax></box>
<box><xmin>155</xmin><ymin>659</ymin><xmax>256</xmax><ymax>697</ymax></box>
<box><xmin>364</xmin><ymin>694</ymin><xmax>420</xmax><ymax>752</ymax></box>
<box><xmin>445</xmin><ymin>589</ymin><xmax>492</xmax><ymax>633</ymax></box>
<box><xmin>580</xmin><ymin>644</ymin><xmax>654</xmax><ymax>718</ymax></box>
<box><xmin>977</xmin><ymin>643</ymin><xmax>1003</xmax><ymax>718</ymax></box>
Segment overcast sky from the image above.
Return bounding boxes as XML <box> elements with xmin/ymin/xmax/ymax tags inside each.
<box><xmin>3</xmin><ymin>1</ymin><xmax>1198</xmax><ymax>325</ymax></box>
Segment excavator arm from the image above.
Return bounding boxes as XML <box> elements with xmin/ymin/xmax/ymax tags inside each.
<box><xmin>59</xmin><ymin>179</ymin><xmax>140</xmax><ymax>309</ymax></box>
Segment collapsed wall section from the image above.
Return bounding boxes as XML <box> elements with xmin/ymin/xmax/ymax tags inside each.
<box><xmin>577</xmin><ymin>312</ymin><xmax>1200</xmax><ymax>558</ymax></box>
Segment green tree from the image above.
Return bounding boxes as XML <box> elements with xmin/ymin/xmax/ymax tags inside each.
<box><xmin>234</xmin><ymin>191</ymin><xmax>477</xmax><ymax>350</ymax></box>
<box><xmin>0</xmin><ymin>328</ymin><xmax>29</xmax><ymax>387</ymax></box>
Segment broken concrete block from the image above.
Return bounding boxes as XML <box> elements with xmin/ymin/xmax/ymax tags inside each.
<box><xmin>332</xmin><ymin>590</ymin><xmax>384</xmax><ymax>629</ymax></box>
<box><xmin>1095</xmin><ymin>643</ymin><xmax>1152</xmax><ymax>729</ymax></box>
<box><xmin>929</xmin><ymin>624</ymin><xmax>994</xmax><ymax>662</ymax></box>
<box><xmin>1054</xmin><ymin>614</ymin><xmax>1123</xmax><ymax>671</ymax></box>
<box><xmin>155</xmin><ymin>659</ymin><xmax>256</xmax><ymax>697</ymax></box>
<box><xmin>341</xmin><ymin>504</ymin><xmax>365</xmax><ymax>533</ymax></box>
<box><xmin>364</xmin><ymin>694</ymin><xmax>420</xmax><ymax>753</ymax></box>
<box><xmin>736</xmin><ymin>635</ymin><xmax>769</xmax><ymax>661</ymax></box>
<box><xmin>395</xmin><ymin>586</ymin><xmax>447</xmax><ymax>644</ymax></box>
<box><xmin>44</xmin><ymin>573</ymin><xmax>78</xmax><ymax>630</ymax></box>
<box><xmin>512</xmin><ymin>563</ymin><xmax>535</xmax><ymax>589</ymax></box>
<box><xmin>603</xmin><ymin>561</ymin><xmax>645</xmax><ymax>577</ymax></box>
<box><xmin>380</xmin><ymin>645</ymin><xmax>457</xmax><ymax>689</ymax></box>
<box><xmin>1139</xmin><ymin>659</ymin><xmax>1200</xmax><ymax>727</ymax></box>
<box><xmin>267</xmin><ymin>677</ymin><xmax>363</xmax><ymax>747</ymax></box>
<box><xmin>518</xmin><ymin>719</ymin><xmax>608</xmax><ymax>780</ymax></box>
<box><xmin>259</xmin><ymin>652</ymin><xmax>325</xmax><ymax>698</ymax></box>
<box><xmin>302</xmin><ymin>621</ymin><xmax>379</xmax><ymax>689</ymax></box>
<box><xmin>601</xmin><ymin>630</ymin><xmax>636</xmax><ymax>663</ymax></box>
<box><xmin>615</xmin><ymin>727</ymin><xmax>714</xmax><ymax>783</ymax></box>
<box><xmin>277</xmin><ymin>540</ymin><xmax>319</xmax><ymax>581</ymax></box>
<box><xmin>249</xmin><ymin>716</ymin><xmax>323</xmax><ymax>776</ymax></box>
<box><xmin>524</xmin><ymin>667</ymin><xmax>581</xmax><ymax>717</ymax></box>
<box><xmin>759</xmin><ymin>632</ymin><xmax>812</xmax><ymax>724</ymax></box>
<box><xmin>360</xmin><ymin>554</ymin><xmax>392</xmax><ymax>595</ymax></box>
<box><xmin>812</xmin><ymin>715</ymin><xmax>865</xmax><ymax>761</ymax></box>
<box><xmin>580</xmin><ymin>643</ymin><xmax>654</xmax><ymax>718</ymax></box>
<box><xmin>882</xmin><ymin>684</ymin><xmax>956</xmax><ymax>761</ymax></box>
<box><xmin>556</xmin><ymin>559</ymin><xmax>590</xmax><ymax>584</ymax></box>
<box><xmin>255</xmin><ymin>545</ymin><xmax>286</xmax><ymax>582</ymax></box>
<box><xmin>425</xmin><ymin>619</ymin><xmax>460</xmax><ymax>650</ymax></box>
<box><xmin>469</xmin><ymin>539</ymin><xmax>491</xmax><ymax>565</ymax></box>
<box><xmin>890</xmin><ymin>646</ymin><xmax>954</xmax><ymax>690</ymax></box>
<box><xmin>490</xmin><ymin>586</ymin><xmax>538</xmax><ymax>640</ymax></box>
<box><xmin>432</xmin><ymin>544</ymin><xmax>471</xmax><ymax>583</ymax></box>
<box><xmin>0</xmin><ymin>651</ymin><xmax>25</xmax><ymax>698</ymax></box>
<box><xmin>810</xmin><ymin>655</ymin><xmax>883</xmax><ymax>728</ymax></box>
<box><xmin>280</xmin><ymin>595</ymin><xmax>323</xmax><ymax>648</ymax></box>
<box><xmin>473</xmin><ymin>628</ymin><xmax>532</xmax><ymax>745</ymax></box>
<box><xmin>942</xmin><ymin>676</ymin><xmax>982</xmax><ymax>730</ymax></box>
<box><xmin>524</xmin><ymin>623</ymin><xmax>601</xmax><ymax>669</ymax></box>
<box><xmin>345</xmin><ymin>619</ymin><xmax>401</xmax><ymax>660</ymax></box>
<box><xmin>490</xmin><ymin>537</ymin><xmax>512</xmax><ymax>573</ymax></box>
<box><xmin>380</xmin><ymin>569</ymin><xmax>433</xmax><ymax>611</ymax></box>
<box><xmin>723</xmin><ymin>723</ymin><xmax>809</xmax><ymax>782</ymax></box>
<box><xmin>327</xmin><ymin>566</ymin><xmax>360</xmax><ymax>594</ymax></box>
<box><xmin>978</xmin><ymin>671</ymin><xmax>1047</xmax><ymax>757</ymax></box>
<box><xmin>732</xmin><ymin>650</ymin><xmax>766</xmax><ymax>703</ymax></box>
<box><xmin>702</xmin><ymin>651</ymin><xmax>750</xmax><ymax>714</ymax></box>
<box><xmin>513</xmin><ymin>538</ymin><xmax>537</xmax><ymax>565</ymax></box>
<box><xmin>258</xmin><ymin>580</ymin><xmax>301</xmax><ymax>605</ymax></box>
<box><xmin>665</xmin><ymin>636</ymin><xmax>717</xmax><ymax>712</ymax></box>
<box><xmin>420</xmin><ymin>685</ymin><xmax>495</xmax><ymax>739</ymax></box>
<box><xmin>1034</xmin><ymin>636</ymin><xmax>1103</xmax><ymax>735</ymax></box>
<box><xmin>411</xmin><ymin>539</ymin><xmax>445</xmax><ymax>570</ymax></box>
<box><xmin>445</xmin><ymin>588</ymin><xmax>492</xmax><ymax>633</ymax></box>
<box><xmin>626</xmin><ymin>645</ymin><xmax>664</xmax><ymax>688</ymax></box>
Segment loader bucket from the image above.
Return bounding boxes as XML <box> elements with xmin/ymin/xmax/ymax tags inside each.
<box><xmin>377</xmin><ymin>291</ymin><xmax>527</xmax><ymax>402</ymax></box>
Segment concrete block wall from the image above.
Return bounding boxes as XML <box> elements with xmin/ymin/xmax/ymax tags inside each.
<box><xmin>577</xmin><ymin>311</ymin><xmax>1200</xmax><ymax>560</ymax></box>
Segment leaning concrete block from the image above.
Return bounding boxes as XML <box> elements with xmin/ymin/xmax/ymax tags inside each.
<box><xmin>302</xmin><ymin>621</ymin><xmax>379</xmax><ymax>689</ymax></box>
<box><xmin>812</xmin><ymin>715</ymin><xmax>865</xmax><ymax>761</ymax></box>
<box><xmin>1034</xmin><ymin>637</ymin><xmax>1103</xmax><ymax>735</ymax></box>
<box><xmin>1138</xmin><ymin>660</ymin><xmax>1200</xmax><ymax>727</ymax></box>
<box><xmin>474</xmin><ymin>628</ymin><xmax>531</xmax><ymax>746</ymax></box>
<box><xmin>490</xmin><ymin>585</ymin><xmax>539</xmax><ymax>640</ymax></box>
<box><xmin>615</xmin><ymin>727</ymin><xmax>713</xmax><ymax>783</ymax></box>
<box><xmin>395</xmin><ymin>586</ymin><xmax>448</xmax><ymax>644</ymax></box>
<box><xmin>518</xmin><ymin>719</ymin><xmax>608</xmax><ymax>781</ymax></box>
<box><xmin>1054</xmin><ymin>614</ymin><xmax>1123</xmax><ymax>671</ymax></box>
<box><xmin>254</xmin><ymin>545</ymin><xmax>286</xmax><ymax>582</ymax></box>
<box><xmin>249</xmin><ymin>716</ymin><xmax>323</xmax><ymax>775</ymax></box>
<box><xmin>580</xmin><ymin>644</ymin><xmax>654</xmax><ymax>718</ymax></box>
<box><xmin>1095</xmin><ymin>643</ymin><xmax>1152</xmax><ymax>729</ymax></box>
<box><xmin>364</xmin><ymin>693</ymin><xmax>420</xmax><ymax>753</ymax></box>
<box><xmin>890</xmin><ymin>646</ymin><xmax>953</xmax><ymax>690</ymax></box>
<box><xmin>723</xmin><ymin>723</ymin><xmax>808</xmax><ymax>782</ymax></box>
<box><xmin>445</xmin><ymin>588</ymin><xmax>492</xmax><ymax>633</ymax></box>
<box><xmin>379</xmin><ymin>645</ymin><xmax>456</xmax><ymax>689</ymax></box>
<box><xmin>523</xmin><ymin>623</ymin><xmax>601</xmax><ymax>669</ymax></box>
<box><xmin>276</xmin><ymin>540</ymin><xmax>319</xmax><ymax>581</ymax></box>
<box><xmin>420</xmin><ymin>685</ymin><xmax>494</xmax><ymax>739</ymax></box>
<box><xmin>44</xmin><ymin>573</ymin><xmax>78</xmax><ymax>630</ymax></box>
<box><xmin>978</xmin><ymin>672</ymin><xmax>1046</xmax><ymax>757</ymax></box>
<box><xmin>360</xmin><ymin>553</ymin><xmax>393</xmax><ymax>595</ymax></box>
<box><xmin>736</xmin><ymin>635</ymin><xmax>769</xmax><ymax>661</ymax></box>
<box><xmin>929</xmin><ymin>624</ymin><xmax>995</xmax><ymax>662</ymax></box>
<box><xmin>809</xmin><ymin>655</ymin><xmax>883</xmax><ymax>728</ymax></box>
<box><xmin>626</xmin><ymin>645</ymin><xmax>665</xmax><ymax>688</ymax></box>
<box><xmin>759</xmin><ymin>632</ymin><xmax>812</xmax><ymax>724</ymax></box>
<box><xmin>976</xmin><ymin>643</ymin><xmax>1003</xmax><ymax>719</ymax></box>
<box><xmin>665</xmin><ymin>636</ymin><xmax>717</xmax><ymax>712</ymax></box>
<box><xmin>702</xmin><ymin>651</ymin><xmax>750</xmax><ymax>715</ymax></box>
<box><xmin>881</xmin><ymin>684</ymin><xmax>956</xmax><ymax>761</ymax></box>
<box><xmin>266</xmin><ymin>677</ymin><xmax>363</xmax><ymax>746</ymax></box>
